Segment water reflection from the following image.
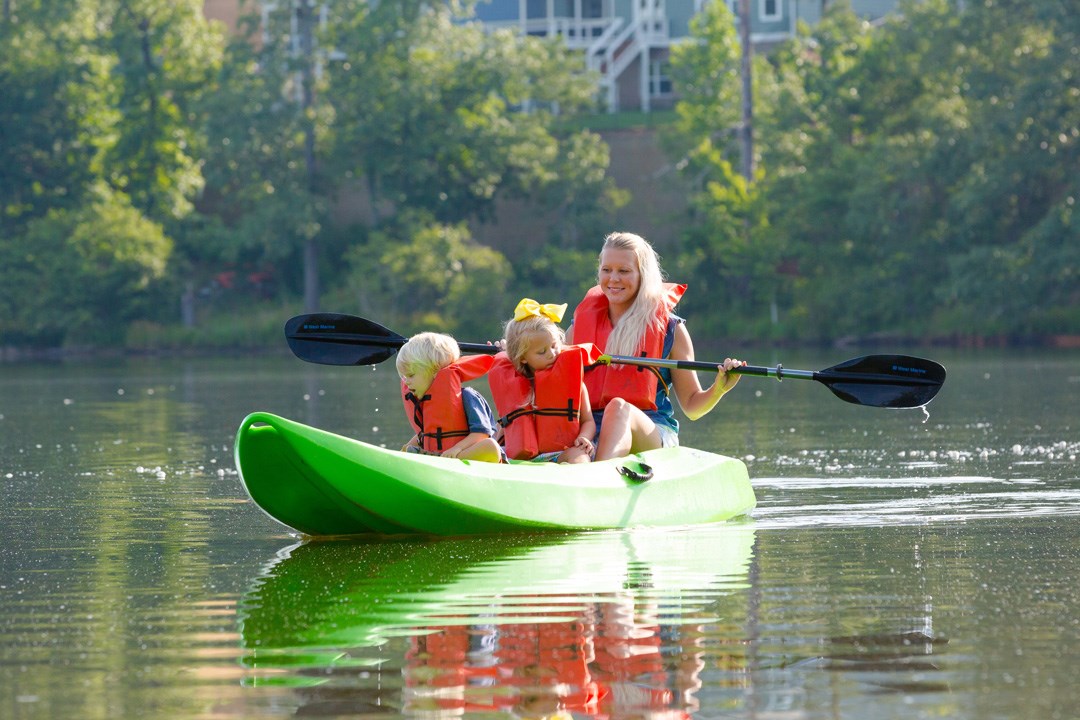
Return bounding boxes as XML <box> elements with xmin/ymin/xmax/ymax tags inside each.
<box><xmin>5</xmin><ymin>353</ymin><xmax>1080</xmax><ymax>719</ymax></box>
<box><xmin>238</xmin><ymin>525</ymin><xmax>757</xmax><ymax>717</ymax></box>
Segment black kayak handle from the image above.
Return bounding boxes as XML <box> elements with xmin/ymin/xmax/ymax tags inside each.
<box><xmin>618</xmin><ymin>463</ymin><xmax>654</xmax><ymax>482</ymax></box>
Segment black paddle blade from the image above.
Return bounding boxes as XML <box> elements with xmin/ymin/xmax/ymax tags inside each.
<box><xmin>815</xmin><ymin>355</ymin><xmax>946</xmax><ymax>409</ymax></box>
<box><xmin>284</xmin><ymin>313</ymin><xmax>407</xmax><ymax>366</ymax></box>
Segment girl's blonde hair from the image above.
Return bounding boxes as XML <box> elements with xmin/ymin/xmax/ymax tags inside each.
<box><xmin>600</xmin><ymin>231</ymin><xmax>667</xmax><ymax>357</ymax></box>
<box><xmin>502</xmin><ymin>315</ymin><xmax>564</xmax><ymax>376</ymax></box>
<box><xmin>395</xmin><ymin>332</ymin><xmax>460</xmax><ymax>376</ymax></box>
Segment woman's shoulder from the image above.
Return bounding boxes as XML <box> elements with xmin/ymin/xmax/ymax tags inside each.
<box><xmin>667</xmin><ymin>319</ymin><xmax>693</xmax><ymax>360</ymax></box>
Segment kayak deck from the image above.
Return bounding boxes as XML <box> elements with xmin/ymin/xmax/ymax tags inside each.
<box><xmin>234</xmin><ymin>412</ymin><xmax>755</xmax><ymax>536</ymax></box>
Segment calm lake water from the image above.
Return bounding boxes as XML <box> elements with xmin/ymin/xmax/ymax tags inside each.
<box><xmin>2</xmin><ymin>348</ymin><xmax>1079</xmax><ymax>719</ymax></box>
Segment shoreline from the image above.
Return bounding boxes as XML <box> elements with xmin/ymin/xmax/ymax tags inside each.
<box><xmin>4</xmin><ymin>334</ymin><xmax>1079</xmax><ymax>364</ymax></box>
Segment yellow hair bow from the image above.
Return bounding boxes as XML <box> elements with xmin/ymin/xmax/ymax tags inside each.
<box><xmin>513</xmin><ymin>298</ymin><xmax>567</xmax><ymax>324</ymax></box>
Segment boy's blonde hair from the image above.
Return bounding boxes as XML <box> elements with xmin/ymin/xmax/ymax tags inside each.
<box><xmin>503</xmin><ymin>315</ymin><xmax>564</xmax><ymax>376</ymax></box>
<box><xmin>395</xmin><ymin>332</ymin><xmax>460</xmax><ymax>376</ymax></box>
<box><xmin>600</xmin><ymin>231</ymin><xmax>667</xmax><ymax>357</ymax></box>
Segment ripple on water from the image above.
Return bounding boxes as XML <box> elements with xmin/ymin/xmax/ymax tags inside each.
<box><xmin>750</xmin><ymin>473</ymin><xmax>1080</xmax><ymax>529</ymax></box>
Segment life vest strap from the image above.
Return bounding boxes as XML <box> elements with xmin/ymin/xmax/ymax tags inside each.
<box><xmin>499</xmin><ymin>400</ymin><xmax>577</xmax><ymax>428</ymax></box>
<box><xmin>418</xmin><ymin>427</ymin><xmax>470</xmax><ymax>450</ymax></box>
<box><xmin>406</xmin><ymin>390</ymin><xmax>471</xmax><ymax>450</ymax></box>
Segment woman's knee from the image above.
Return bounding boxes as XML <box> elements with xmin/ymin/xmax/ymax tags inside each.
<box><xmin>603</xmin><ymin>397</ymin><xmax>633</xmax><ymax>419</ymax></box>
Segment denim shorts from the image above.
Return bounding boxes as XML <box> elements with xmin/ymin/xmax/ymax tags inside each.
<box><xmin>589</xmin><ymin>422</ymin><xmax>679</xmax><ymax>450</ymax></box>
<box><xmin>655</xmin><ymin>423</ymin><xmax>679</xmax><ymax>449</ymax></box>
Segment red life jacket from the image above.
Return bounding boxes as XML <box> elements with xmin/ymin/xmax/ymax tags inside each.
<box><xmin>488</xmin><ymin>344</ymin><xmax>602</xmax><ymax>460</ymax></box>
<box><xmin>401</xmin><ymin>354</ymin><xmax>494</xmax><ymax>453</ymax></box>
<box><xmin>571</xmin><ymin>283</ymin><xmax>685</xmax><ymax>411</ymax></box>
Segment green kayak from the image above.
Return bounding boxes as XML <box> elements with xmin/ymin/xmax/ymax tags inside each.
<box><xmin>234</xmin><ymin>412</ymin><xmax>756</xmax><ymax>536</ymax></box>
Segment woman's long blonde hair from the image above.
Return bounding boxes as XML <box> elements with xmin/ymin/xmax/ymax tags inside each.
<box><xmin>600</xmin><ymin>232</ymin><xmax>667</xmax><ymax>357</ymax></box>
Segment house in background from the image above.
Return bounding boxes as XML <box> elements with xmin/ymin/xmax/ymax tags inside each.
<box><xmin>469</xmin><ymin>0</ymin><xmax>901</xmax><ymax>112</ymax></box>
<box><xmin>202</xmin><ymin>1</ymin><xmax>902</xmax><ymax>113</ymax></box>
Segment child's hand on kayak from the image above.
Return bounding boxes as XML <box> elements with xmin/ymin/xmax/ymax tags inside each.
<box><xmin>572</xmin><ymin>435</ymin><xmax>594</xmax><ymax>454</ymax></box>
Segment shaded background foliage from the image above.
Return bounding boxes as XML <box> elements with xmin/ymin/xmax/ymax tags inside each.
<box><xmin>0</xmin><ymin>0</ymin><xmax>1075</xmax><ymax>348</ymax></box>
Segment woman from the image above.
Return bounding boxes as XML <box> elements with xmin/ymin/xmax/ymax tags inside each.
<box><xmin>566</xmin><ymin>232</ymin><xmax>744</xmax><ymax>461</ymax></box>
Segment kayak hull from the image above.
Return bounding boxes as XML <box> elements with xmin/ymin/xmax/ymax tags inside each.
<box><xmin>234</xmin><ymin>412</ymin><xmax>755</xmax><ymax>536</ymax></box>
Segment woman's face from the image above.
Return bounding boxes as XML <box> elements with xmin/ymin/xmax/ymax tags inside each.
<box><xmin>598</xmin><ymin>248</ymin><xmax>640</xmax><ymax>309</ymax></box>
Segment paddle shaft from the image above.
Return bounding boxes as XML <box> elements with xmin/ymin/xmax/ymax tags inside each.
<box><xmin>605</xmin><ymin>354</ymin><xmax>812</xmax><ymax>380</ymax></box>
<box><xmin>301</xmin><ymin>331</ymin><xmax>497</xmax><ymax>356</ymax></box>
<box><xmin>284</xmin><ymin>313</ymin><xmax>946</xmax><ymax>408</ymax></box>
<box><xmin>604</xmin><ymin>354</ymin><xmax>945</xmax><ymax>395</ymax></box>
<box><xmin>297</xmin><ymin>332</ymin><xmax>801</xmax><ymax>379</ymax></box>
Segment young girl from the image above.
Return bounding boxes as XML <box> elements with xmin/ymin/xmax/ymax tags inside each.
<box><xmin>488</xmin><ymin>299</ymin><xmax>600</xmax><ymax>463</ymax></box>
<box><xmin>396</xmin><ymin>332</ymin><xmax>503</xmax><ymax>463</ymax></box>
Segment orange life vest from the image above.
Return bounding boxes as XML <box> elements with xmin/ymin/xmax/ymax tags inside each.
<box><xmin>571</xmin><ymin>283</ymin><xmax>685</xmax><ymax>411</ymax></box>
<box><xmin>401</xmin><ymin>354</ymin><xmax>494</xmax><ymax>453</ymax></box>
<box><xmin>488</xmin><ymin>344</ymin><xmax>602</xmax><ymax>460</ymax></box>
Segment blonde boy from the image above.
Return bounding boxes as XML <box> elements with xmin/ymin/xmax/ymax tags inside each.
<box><xmin>396</xmin><ymin>332</ymin><xmax>502</xmax><ymax>463</ymax></box>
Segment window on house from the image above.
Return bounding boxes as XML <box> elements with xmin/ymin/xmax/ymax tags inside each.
<box><xmin>526</xmin><ymin>0</ymin><xmax>546</xmax><ymax>19</ymax></box>
<box><xmin>760</xmin><ymin>0</ymin><xmax>781</xmax><ymax>21</ymax></box>
<box><xmin>650</xmin><ymin>59</ymin><xmax>673</xmax><ymax>96</ymax></box>
<box><xmin>583</xmin><ymin>0</ymin><xmax>604</xmax><ymax>18</ymax></box>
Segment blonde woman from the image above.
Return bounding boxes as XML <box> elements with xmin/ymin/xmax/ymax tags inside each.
<box><xmin>566</xmin><ymin>232</ymin><xmax>744</xmax><ymax>461</ymax></box>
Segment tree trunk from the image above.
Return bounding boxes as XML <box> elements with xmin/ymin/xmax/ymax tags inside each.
<box><xmin>298</xmin><ymin>0</ymin><xmax>320</xmax><ymax>312</ymax></box>
<box><xmin>181</xmin><ymin>281</ymin><xmax>196</xmax><ymax>328</ymax></box>
<box><xmin>738</xmin><ymin>0</ymin><xmax>754</xmax><ymax>181</ymax></box>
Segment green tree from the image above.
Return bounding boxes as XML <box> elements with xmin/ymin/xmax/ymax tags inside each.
<box><xmin>0</xmin><ymin>184</ymin><xmax>171</xmax><ymax>344</ymax></box>
<box><xmin>99</xmin><ymin>0</ymin><xmax>221</xmax><ymax>224</ymax></box>
<box><xmin>0</xmin><ymin>2</ymin><xmax>108</xmax><ymax>234</ymax></box>
<box><xmin>754</xmin><ymin>0</ymin><xmax>1080</xmax><ymax>340</ymax></box>
<box><xmin>666</xmin><ymin>0</ymin><xmax>776</xmax><ymax>338</ymax></box>
<box><xmin>191</xmin><ymin>5</ymin><xmax>330</xmax><ymax>309</ymax></box>
<box><xmin>325</xmin><ymin>2</ymin><xmax>602</xmax><ymax>226</ymax></box>
<box><xmin>342</xmin><ymin>210</ymin><xmax>512</xmax><ymax>339</ymax></box>
<box><xmin>932</xmin><ymin>0</ymin><xmax>1079</xmax><ymax>334</ymax></box>
<box><xmin>1</xmin><ymin>0</ymin><xmax>220</xmax><ymax>344</ymax></box>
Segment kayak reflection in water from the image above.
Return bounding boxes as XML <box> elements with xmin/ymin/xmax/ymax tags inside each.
<box><xmin>566</xmin><ymin>232</ymin><xmax>745</xmax><ymax>461</ymax></box>
<box><xmin>396</xmin><ymin>332</ymin><xmax>504</xmax><ymax>463</ymax></box>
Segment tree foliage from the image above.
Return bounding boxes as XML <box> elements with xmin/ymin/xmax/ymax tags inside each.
<box><xmin>343</xmin><ymin>210</ymin><xmax>512</xmax><ymax>339</ymax></box>
<box><xmin>2</xmin><ymin>0</ymin><xmax>1076</xmax><ymax>348</ymax></box>
<box><xmin>664</xmin><ymin>1</ymin><xmax>777</xmax><ymax>336</ymax></box>
<box><xmin>0</xmin><ymin>184</ymin><xmax>171</xmax><ymax>344</ymax></box>
<box><xmin>672</xmin><ymin>0</ymin><xmax>1079</xmax><ymax>341</ymax></box>
<box><xmin>0</xmin><ymin>0</ymin><xmax>216</xmax><ymax>344</ymax></box>
<box><xmin>324</xmin><ymin>2</ymin><xmax>602</xmax><ymax>224</ymax></box>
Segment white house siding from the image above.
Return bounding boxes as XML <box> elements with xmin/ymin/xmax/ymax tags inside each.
<box><xmin>667</xmin><ymin>0</ymin><xmax>698</xmax><ymax>39</ymax></box>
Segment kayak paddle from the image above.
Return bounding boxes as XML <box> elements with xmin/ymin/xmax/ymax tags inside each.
<box><xmin>284</xmin><ymin>313</ymin><xmax>946</xmax><ymax>409</ymax></box>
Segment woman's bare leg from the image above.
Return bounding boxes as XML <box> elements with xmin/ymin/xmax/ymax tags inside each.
<box><xmin>594</xmin><ymin>398</ymin><xmax>664</xmax><ymax>461</ymax></box>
